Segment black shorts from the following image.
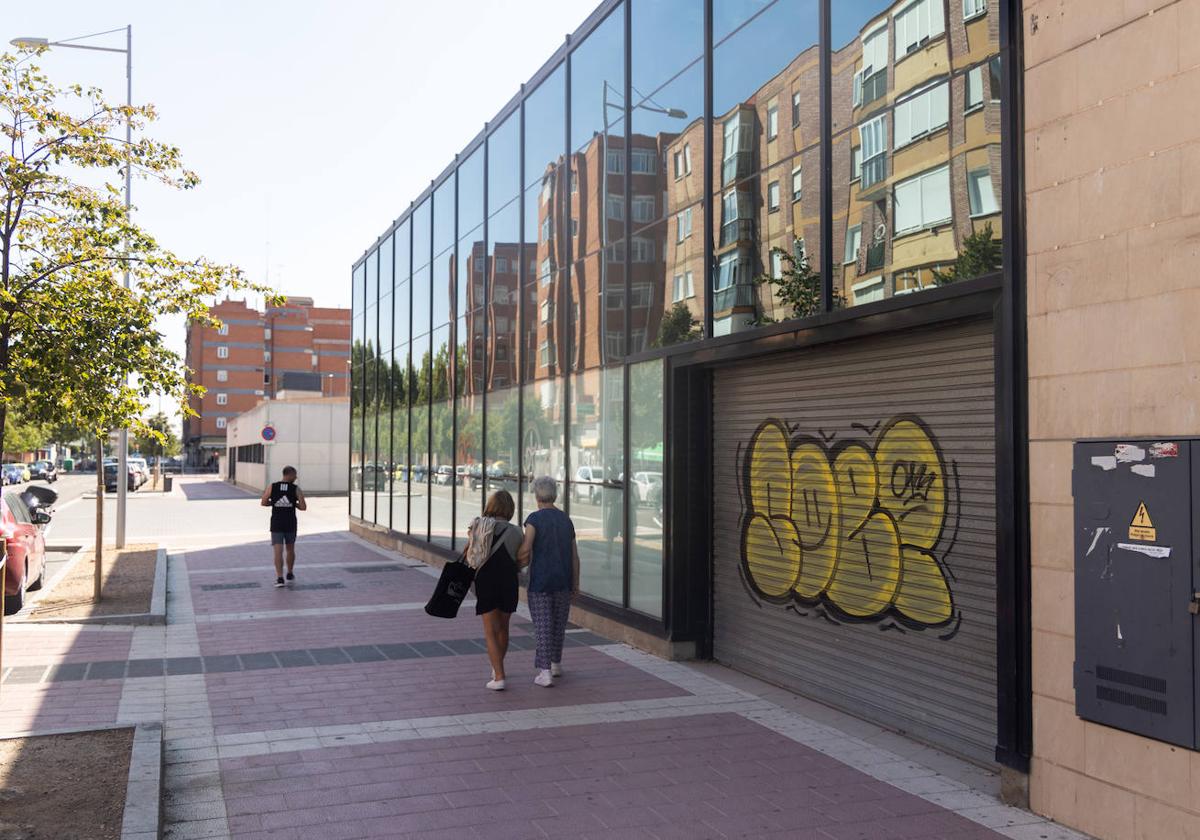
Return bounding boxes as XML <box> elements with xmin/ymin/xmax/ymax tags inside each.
<box><xmin>473</xmin><ymin>547</ymin><xmax>518</xmax><ymax>615</ymax></box>
<box><xmin>271</xmin><ymin>531</ymin><xmax>297</xmax><ymax>546</ymax></box>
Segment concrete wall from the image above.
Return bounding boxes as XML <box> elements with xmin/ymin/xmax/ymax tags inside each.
<box><xmin>1024</xmin><ymin>0</ymin><xmax>1200</xmax><ymax>836</ymax></box>
<box><xmin>226</xmin><ymin>397</ymin><xmax>350</xmax><ymax>495</ymax></box>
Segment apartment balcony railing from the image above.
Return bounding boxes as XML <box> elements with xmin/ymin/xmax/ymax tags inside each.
<box><xmin>861</xmin><ymin>155</ymin><xmax>887</xmax><ymax>191</ymax></box>
<box><xmin>719</xmin><ymin>218</ymin><xmax>754</xmax><ymax>248</ymax></box>
<box><xmin>861</xmin><ymin>70</ymin><xmax>887</xmax><ymax>108</ymax></box>
<box><xmin>865</xmin><ymin>240</ymin><xmax>885</xmax><ymax>272</ymax></box>
<box><xmin>721</xmin><ymin>151</ymin><xmax>753</xmax><ymax>187</ymax></box>
<box><xmin>713</xmin><ymin>282</ymin><xmax>757</xmax><ymax>313</ymax></box>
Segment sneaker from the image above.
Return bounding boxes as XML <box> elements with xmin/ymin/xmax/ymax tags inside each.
<box><xmin>274</xmin><ymin>577</ymin><xmax>285</xmax><ymax>588</ymax></box>
<box><xmin>550</xmin><ymin>662</ymin><xmax>563</xmax><ymax>678</ymax></box>
<box><xmin>286</xmin><ymin>572</ymin><xmax>295</xmax><ymax>583</ymax></box>
<box><xmin>486</xmin><ymin>678</ymin><xmax>506</xmax><ymax>691</ymax></box>
<box><xmin>534</xmin><ymin>670</ymin><xmax>553</xmax><ymax>688</ymax></box>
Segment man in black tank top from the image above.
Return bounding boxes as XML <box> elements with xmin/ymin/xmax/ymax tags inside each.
<box><xmin>260</xmin><ymin>466</ymin><xmax>307</xmax><ymax>587</ymax></box>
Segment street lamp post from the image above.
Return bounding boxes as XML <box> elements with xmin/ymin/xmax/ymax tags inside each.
<box><xmin>11</xmin><ymin>27</ymin><xmax>133</xmax><ymax>546</ymax></box>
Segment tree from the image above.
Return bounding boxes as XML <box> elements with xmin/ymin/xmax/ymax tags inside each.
<box><xmin>755</xmin><ymin>239</ymin><xmax>843</xmax><ymax>324</ymax></box>
<box><xmin>653</xmin><ymin>303</ymin><xmax>701</xmax><ymax>348</ymax></box>
<box><xmin>0</xmin><ymin>50</ymin><xmax>270</xmax><ymax>455</ymax></box>
<box><xmin>3</xmin><ymin>409</ymin><xmax>45</xmax><ymax>457</ymax></box>
<box><xmin>933</xmin><ymin>223</ymin><xmax>1002</xmax><ymax>285</ymax></box>
<box><xmin>133</xmin><ymin>412</ymin><xmax>180</xmax><ymax>459</ymax></box>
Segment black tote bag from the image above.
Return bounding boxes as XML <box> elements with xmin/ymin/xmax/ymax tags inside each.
<box><xmin>424</xmin><ymin>558</ymin><xmax>475</xmax><ymax>619</ymax></box>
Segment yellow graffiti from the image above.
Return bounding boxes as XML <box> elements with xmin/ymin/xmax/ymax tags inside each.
<box><xmin>740</xmin><ymin>417</ymin><xmax>954</xmax><ymax>627</ymax></box>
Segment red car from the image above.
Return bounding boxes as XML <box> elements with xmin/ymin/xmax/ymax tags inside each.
<box><xmin>2</xmin><ymin>487</ymin><xmax>55</xmax><ymax>616</ymax></box>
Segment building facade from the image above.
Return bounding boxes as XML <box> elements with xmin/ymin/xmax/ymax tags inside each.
<box><xmin>350</xmin><ymin>1</ymin><xmax>1200</xmax><ymax>835</ymax></box>
<box><xmin>224</xmin><ymin>393</ymin><xmax>349</xmax><ymax>495</ymax></box>
<box><xmin>184</xmin><ymin>297</ymin><xmax>351</xmax><ymax>466</ymax></box>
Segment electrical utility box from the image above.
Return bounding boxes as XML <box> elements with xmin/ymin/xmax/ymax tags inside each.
<box><xmin>1073</xmin><ymin>438</ymin><xmax>1200</xmax><ymax>749</ymax></box>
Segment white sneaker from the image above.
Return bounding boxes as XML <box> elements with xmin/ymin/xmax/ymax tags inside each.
<box><xmin>486</xmin><ymin>678</ymin><xmax>506</xmax><ymax>691</ymax></box>
<box><xmin>550</xmin><ymin>662</ymin><xmax>563</xmax><ymax>678</ymax></box>
<box><xmin>534</xmin><ymin>670</ymin><xmax>553</xmax><ymax>687</ymax></box>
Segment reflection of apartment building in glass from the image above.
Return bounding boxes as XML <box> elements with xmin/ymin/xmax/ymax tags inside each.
<box><xmin>348</xmin><ymin>3</ymin><xmax>1200</xmax><ymax>831</ymax></box>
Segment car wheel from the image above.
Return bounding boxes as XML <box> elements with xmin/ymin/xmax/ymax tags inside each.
<box><xmin>3</xmin><ymin>569</ymin><xmax>26</xmax><ymax>616</ymax></box>
<box><xmin>28</xmin><ymin>565</ymin><xmax>44</xmax><ymax>591</ymax></box>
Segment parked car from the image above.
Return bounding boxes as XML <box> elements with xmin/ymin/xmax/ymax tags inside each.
<box><xmin>162</xmin><ymin>457</ymin><xmax>183</xmax><ymax>474</ymax></box>
<box><xmin>128</xmin><ymin>457</ymin><xmax>150</xmax><ymax>487</ymax></box>
<box><xmin>103</xmin><ymin>462</ymin><xmax>137</xmax><ymax>493</ymax></box>
<box><xmin>3</xmin><ymin>463</ymin><xmax>30</xmax><ymax>484</ymax></box>
<box><xmin>631</xmin><ymin>471</ymin><xmax>663</xmax><ymax>507</ymax></box>
<box><xmin>434</xmin><ymin>465</ymin><xmax>454</xmax><ymax>486</ymax></box>
<box><xmin>2</xmin><ymin>486</ymin><xmax>56</xmax><ymax>616</ymax></box>
<box><xmin>572</xmin><ymin>466</ymin><xmax>605</xmax><ymax>504</ymax></box>
<box><xmin>29</xmin><ymin>460</ymin><xmax>58</xmax><ymax>483</ymax></box>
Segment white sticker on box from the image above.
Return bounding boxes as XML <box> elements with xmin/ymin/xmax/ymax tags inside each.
<box><xmin>1090</xmin><ymin>456</ymin><xmax>1117</xmax><ymax>471</ymax></box>
<box><xmin>1116</xmin><ymin>542</ymin><xmax>1171</xmax><ymax>559</ymax></box>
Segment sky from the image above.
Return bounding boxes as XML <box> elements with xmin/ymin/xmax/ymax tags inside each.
<box><xmin>3</xmin><ymin>0</ymin><xmax>599</xmax><ymax>426</ymax></box>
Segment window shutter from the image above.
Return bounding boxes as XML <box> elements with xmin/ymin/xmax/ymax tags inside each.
<box><xmin>894</xmin><ymin>177</ymin><xmax>921</xmax><ymax>233</ymax></box>
<box><xmin>923</xmin><ymin>167</ymin><xmax>952</xmax><ymax>226</ymax></box>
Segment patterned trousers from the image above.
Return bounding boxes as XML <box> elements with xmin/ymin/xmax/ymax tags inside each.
<box><xmin>527</xmin><ymin>590</ymin><xmax>572</xmax><ymax>670</ymax></box>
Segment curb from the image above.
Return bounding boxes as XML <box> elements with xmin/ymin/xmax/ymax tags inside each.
<box><xmin>17</xmin><ymin>547</ymin><xmax>168</xmax><ymax>626</ymax></box>
<box><xmin>0</xmin><ymin>722</ymin><xmax>164</xmax><ymax>840</ymax></box>
<box><xmin>121</xmin><ymin>722</ymin><xmax>164</xmax><ymax>840</ymax></box>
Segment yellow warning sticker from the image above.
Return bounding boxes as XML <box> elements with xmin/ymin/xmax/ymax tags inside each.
<box><xmin>1128</xmin><ymin>501</ymin><xmax>1157</xmax><ymax>542</ymax></box>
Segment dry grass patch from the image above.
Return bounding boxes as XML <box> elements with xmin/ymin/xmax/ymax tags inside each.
<box><xmin>24</xmin><ymin>544</ymin><xmax>158</xmax><ymax>620</ymax></box>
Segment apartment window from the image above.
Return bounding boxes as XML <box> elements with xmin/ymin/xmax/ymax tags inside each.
<box><xmin>264</xmin><ymin>328</ymin><xmax>271</xmax><ymax>340</ymax></box>
<box><xmin>630</xmin><ymin>283</ymin><xmax>654</xmax><ymax>308</ymax></box>
<box><xmin>860</xmin><ymin>115</ymin><xmax>888</xmax><ymax>188</ymax></box>
<box><xmin>851</xmin><ymin>147</ymin><xmax>862</xmax><ymax>181</ymax></box>
<box><xmin>474</xmin><ymin>257</ymin><xmax>486</xmax><ymax>272</ymax></box>
<box><xmin>216</xmin><ymin>417</ymin><xmax>227</xmax><ymax>430</ymax></box>
<box><xmin>767</xmin><ymin>105</ymin><xmax>779</xmax><ymax>140</ymax></box>
<box><xmin>571</xmin><ymin>171</ymin><xmax>578</xmax><ymax>193</ymax></box>
<box><xmin>968</xmin><ymin>169</ymin><xmax>1000</xmax><ymax>216</ymax></box>
<box><xmin>216</xmin><ymin>393</ymin><xmax>228</xmax><ymax>406</ymax></box>
<box><xmin>607</xmin><ymin>195</ymin><xmax>625</xmax><ymax>221</ymax></box>
<box><xmin>894</xmin><ymin>165</ymin><xmax>952</xmax><ymax>235</ymax></box>
<box><xmin>852</xmin><ymin>276</ymin><xmax>886</xmax><ymax>305</ymax></box>
<box><xmin>844</xmin><ymin>224</ymin><xmax>862</xmax><ymax>264</ymax></box>
<box><xmin>895</xmin><ymin>0</ymin><xmax>946</xmax><ymax>60</ymax></box>
<box><xmin>541</xmin><ymin>217</ymin><xmax>552</xmax><ymax>242</ymax></box>
<box><xmin>493</xmin><ymin>283</ymin><xmax>510</xmax><ymax>303</ymax></box>
<box><xmin>794</xmin><ymin>238</ymin><xmax>807</xmax><ymax>262</ymax></box>
<box><xmin>791</xmin><ymin>91</ymin><xmax>801</xmax><ymax>127</ymax></box>
<box><xmin>606</xmin><ymin>241</ymin><xmax>626</xmax><ymax>262</ymax></box>
<box><xmin>791</xmin><ymin>167</ymin><xmax>802</xmax><ymax>203</ymax></box>
<box><xmin>216</xmin><ymin>369</ymin><xmax>228</xmax><ymax>383</ymax></box>
<box><xmin>217</xmin><ymin>323</ymin><xmax>229</xmax><ymax>336</ymax></box>
<box><xmin>216</xmin><ymin>345</ymin><xmax>229</xmax><ymax>359</ymax></box>
<box><xmin>631</xmin><ymin>237</ymin><xmax>655</xmax><ymax>263</ymax></box>
<box><xmin>989</xmin><ymin>55</ymin><xmax>1003</xmax><ymax>102</ymax></box>
<box><xmin>853</xmin><ymin>25</ymin><xmax>889</xmax><ymax>107</ymax></box>
<box><xmin>673</xmin><ymin>149</ymin><xmax>685</xmax><ymax>179</ymax></box>
<box><xmin>964</xmin><ymin>0</ymin><xmax>987</xmax><ymax>21</ymax></box>
<box><xmin>540</xmin><ymin>180</ymin><xmax>552</xmax><ymax>205</ymax></box>
<box><xmin>631</xmin><ymin>149</ymin><xmax>657</xmax><ymax>174</ymax></box>
<box><xmin>495</xmin><ymin>316</ymin><xmax>509</xmax><ymax>333</ymax></box>
<box><xmin>673</xmin><ymin>143</ymin><xmax>692</xmax><ymax>178</ymax></box>
<box><xmin>264</xmin><ymin>373</ymin><xmax>271</xmax><ymax>385</ymax></box>
<box><xmin>570</xmin><ymin>218</ymin><xmax>578</xmax><ymax>237</ymax></box>
<box><xmin>539</xmin><ymin>258</ymin><xmax>552</xmax><ymax>282</ymax></box>
<box><xmin>672</xmin><ymin>271</ymin><xmax>694</xmax><ymax>302</ymax></box>
<box><xmin>606</xmin><ymin>149</ymin><xmax>624</xmax><ymax>173</ymax></box>
<box><xmin>715</xmin><ymin>251</ymin><xmax>751</xmax><ymax>291</ymax></box>
<box><xmin>606</xmin><ymin>288</ymin><xmax>624</xmax><ymax>310</ymax></box>
<box><xmin>771</xmin><ymin>251</ymin><xmax>784</xmax><ymax>280</ymax></box>
<box><xmin>538</xmin><ymin>340</ymin><xmax>555</xmax><ymax>367</ymax></box>
<box><xmin>540</xmin><ymin>300</ymin><xmax>555</xmax><ymax>324</ymax></box>
<box><xmin>605</xmin><ymin>332</ymin><xmax>624</xmax><ymax>358</ymax></box>
<box><xmin>676</xmin><ymin>207</ymin><xmax>693</xmax><ymax>242</ymax></box>
<box><xmin>264</xmin><ymin>350</ymin><xmax>272</xmax><ymax>362</ymax></box>
<box><xmin>767</xmin><ymin>181</ymin><xmax>780</xmax><ymax>212</ymax></box>
<box><xmin>632</xmin><ymin>195</ymin><xmax>655</xmax><ymax>223</ymax></box>
<box><xmin>966</xmin><ymin>67</ymin><xmax>984</xmax><ymax>111</ymax></box>
<box><xmin>894</xmin><ymin>81</ymin><xmax>949</xmax><ymax>148</ymax></box>
<box><xmin>722</xmin><ymin>113</ymin><xmax>754</xmax><ymax>184</ymax></box>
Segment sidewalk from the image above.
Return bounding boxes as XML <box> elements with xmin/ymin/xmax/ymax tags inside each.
<box><xmin>1</xmin><ymin>479</ymin><xmax>1089</xmax><ymax>840</ymax></box>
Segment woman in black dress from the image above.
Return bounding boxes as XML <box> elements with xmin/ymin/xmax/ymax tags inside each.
<box><xmin>466</xmin><ymin>490</ymin><xmax>521</xmax><ymax>690</ymax></box>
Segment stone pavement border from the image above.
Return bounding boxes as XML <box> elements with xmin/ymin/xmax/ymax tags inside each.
<box><xmin>14</xmin><ymin>547</ymin><xmax>168</xmax><ymax>627</ymax></box>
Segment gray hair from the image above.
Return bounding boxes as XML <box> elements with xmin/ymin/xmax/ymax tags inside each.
<box><xmin>532</xmin><ymin>475</ymin><xmax>558</xmax><ymax>503</ymax></box>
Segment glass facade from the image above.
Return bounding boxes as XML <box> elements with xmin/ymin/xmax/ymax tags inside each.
<box><xmin>350</xmin><ymin>0</ymin><xmax>1010</xmax><ymax>622</ymax></box>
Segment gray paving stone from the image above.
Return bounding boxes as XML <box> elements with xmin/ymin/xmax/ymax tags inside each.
<box><xmin>3</xmin><ymin>665</ymin><xmax>46</xmax><ymax>684</ymax></box>
<box><xmin>239</xmin><ymin>652</ymin><xmax>279</xmax><ymax>671</ymax></box>
<box><xmin>200</xmin><ymin>581</ymin><xmax>260</xmax><ymax>591</ymax></box>
<box><xmin>202</xmin><ymin>655</ymin><xmax>241</xmax><ymax>673</ymax></box>
<box><xmin>128</xmin><ymin>658</ymin><xmax>166</xmax><ymax>677</ymax></box>
<box><xmin>46</xmin><ymin>662</ymin><xmax>88</xmax><ymax>682</ymax></box>
<box><xmin>343</xmin><ymin>645</ymin><xmax>386</xmax><ymax>663</ymax></box>
<box><xmin>377</xmin><ymin>643</ymin><xmax>420</xmax><ymax>660</ymax></box>
<box><xmin>166</xmin><ymin>657</ymin><xmax>205</xmax><ymax>676</ymax></box>
<box><xmin>410</xmin><ymin>640</ymin><xmax>455</xmax><ymax>657</ymax></box>
<box><xmin>308</xmin><ymin>646</ymin><xmax>351</xmax><ymax>665</ymax></box>
<box><xmin>276</xmin><ymin>649</ymin><xmax>316</xmax><ymax>668</ymax></box>
<box><xmin>86</xmin><ymin>660</ymin><xmax>128</xmax><ymax>680</ymax></box>
<box><xmin>442</xmin><ymin>638</ymin><xmax>486</xmax><ymax>655</ymax></box>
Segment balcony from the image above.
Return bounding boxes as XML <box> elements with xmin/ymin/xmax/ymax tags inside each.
<box><xmin>861</xmin><ymin>70</ymin><xmax>887</xmax><ymax>109</ymax></box>
<box><xmin>864</xmin><ymin>240</ymin><xmax>885</xmax><ymax>272</ymax></box>
<box><xmin>722</xmin><ymin>151</ymin><xmax>752</xmax><ymax>187</ymax></box>
<box><xmin>713</xmin><ymin>283</ymin><xmax>757</xmax><ymax>313</ymax></box>
<box><xmin>719</xmin><ymin>218</ymin><xmax>754</xmax><ymax>248</ymax></box>
<box><xmin>859</xmin><ymin>155</ymin><xmax>888</xmax><ymax>200</ymax></box>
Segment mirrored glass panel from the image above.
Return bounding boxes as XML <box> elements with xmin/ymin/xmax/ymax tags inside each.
<box><xmin>455</xmin><ymin>311</ymin><xmax>485</xmax><ymax>545</ymax></box>
<box><xmin>831</xmin><ymin>0</ymin><xmax>1004</xmax><ymax>309</ymax></box>
<box><xmin>713</xmin><ymin>0</ymin><xmax>821</xmax><ymax>334</ymax></box>
<box><xmin>628</xmin><ymin>357</ymin><xmax>663</xmax><ymax>617</ymax></box>
<box><xmin>430</xmin><ymin>323</ymin><xmax>454</xmax><ymax>547</ymax></box>
<box><xmin>390</xmin><ymin>220</ymin><xmax>411</xmax><ymax>535</ymax></box>
<box><xmin>489</xmin><ymin>113</ymin><xmax>520</xmax><ymax>211</ymax></box>
<box><xmin>433</xmin><ymin>178</ymin><xmax>455</xmax><ymax>327</ymax></box>
<box><xmin>573</xmin><ymin>365</ymin><xmax>624</xmax><ymax>605</ymax></box>
<box><xmin>524</xmin><ymin>65</ymin><xmax>566</xmax><ymax>190</ymax></box>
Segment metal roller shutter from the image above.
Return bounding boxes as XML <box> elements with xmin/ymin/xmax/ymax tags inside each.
<box><xmin>712</xmin><ymin>318</ymin><xmax>997</xmax><ymax>765</ymax></box>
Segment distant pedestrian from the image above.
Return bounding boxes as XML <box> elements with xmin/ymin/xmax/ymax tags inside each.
<box><xmin>518</xmin><ymin>476</ymin><xmax>579</xmax><ymax>687</ymax></box>
<box><xmin>260</xmin><ymin>466</ymin><xmax>306</xmax><ymax>588</ymax></box>
<box><xmin>464</xmin><ymin>490</ymin><xmax>521</xmax><ymax>690</ymax></box>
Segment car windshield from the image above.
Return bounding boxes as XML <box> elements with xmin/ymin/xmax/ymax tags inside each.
<box><xmin>4</xmin><ymin>492</ymin><xmax>31</xmax><ymax>523</ymax></box>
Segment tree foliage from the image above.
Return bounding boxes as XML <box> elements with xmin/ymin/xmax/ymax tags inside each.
<box><xmin>133</xmin><ymin>411</ymin><xmax>180</xmax><ymax>458</ymax></box>
<box><xmin>653</xmin><ymin>303</ymin><xmax>701</xmax><ymax>348</ymax></box>
<box><xmin>0</xmin><ymin>50</ymin><xmax>271</xmax><ymax>455</ymax></box>
<box><xmin>755</xmin><ymin>239</ymin><xmax>843</xmax><ymax>324</ymax></box>
<box><xmin>933</xmin><ymin>223</ymin><xmax>1002</xmax><ymax>285</ymax></box>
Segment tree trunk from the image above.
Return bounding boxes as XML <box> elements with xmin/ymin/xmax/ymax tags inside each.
<box><xmin>95</xmin><ymin>437</ymin><xmax>104</xmax><ymax>603</ymax></box>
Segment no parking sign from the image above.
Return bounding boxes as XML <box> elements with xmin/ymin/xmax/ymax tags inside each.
<box><xmin>261</xmin><ymin>423</ymin><xmax>277</xmax><ymax>445</ymax></box>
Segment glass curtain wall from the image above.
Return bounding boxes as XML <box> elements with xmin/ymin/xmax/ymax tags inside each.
<box><xmin>348</xmin><ymin>0</ymin><xmax>1009</xmax><ymax>623</ymax></box>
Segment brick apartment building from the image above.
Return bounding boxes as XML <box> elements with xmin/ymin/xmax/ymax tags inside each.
<box><xmin>183</xmin><ymin>297</ymin><xmax>350</xmax><ymax>466</ymax></box>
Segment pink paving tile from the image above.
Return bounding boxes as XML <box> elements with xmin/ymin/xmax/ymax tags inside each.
<box><xmin>183</xmin><ymin>539</ymin><xmax>403</xmax><ymax>572</ymax></box>
<box><xmin>205</xmin><ymin>646</ymin><xmax>686</xmax><ymax>736</ymax></box>
<box><xmin>196</xmin><ymin>606</ymin><xmax>525</xmax><ymax>655</ymax></box>
<box><xmin>215</xmin><ymin>714</ymin><xmax>1007</xmax><ymax>840</ymax></box>
<box><xmin>0</xmin><ymin>679</ymin><xmax>123</xmax><ymax>735</ymax></box>
<box><xmin>0</xmin><ymin>626</ymin><xmax>133</xmax><ymax>666</ymax></box>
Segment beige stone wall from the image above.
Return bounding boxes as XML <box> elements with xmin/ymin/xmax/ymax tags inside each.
<box><xmin>1024</xmin><ymin>0</ymin><xmax>1200</xmax><ymax>837</ymax></box>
